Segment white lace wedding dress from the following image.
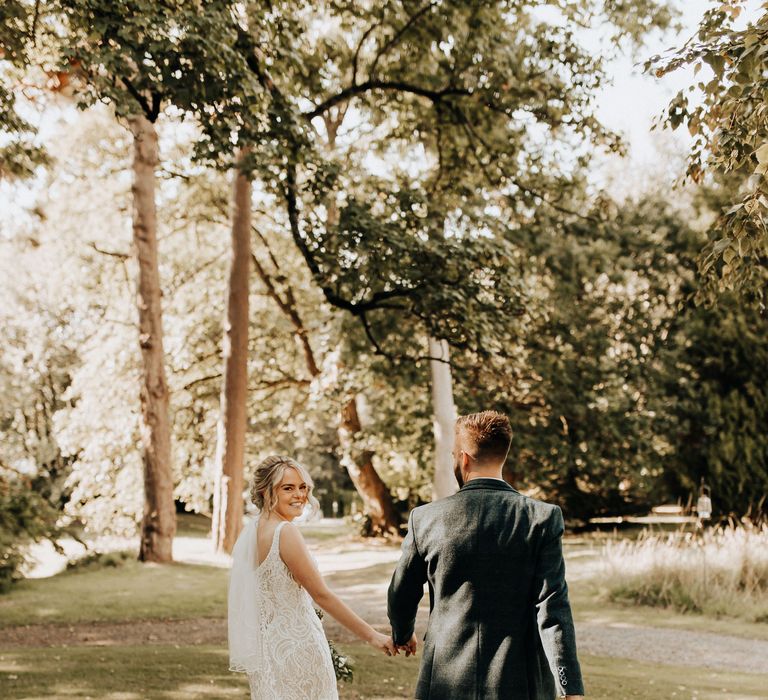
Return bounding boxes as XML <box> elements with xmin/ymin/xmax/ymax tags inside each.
<box><xmin>240</xmin><ymin>520</ymin><xmax>338</xmax><ymax>700</ymax></box>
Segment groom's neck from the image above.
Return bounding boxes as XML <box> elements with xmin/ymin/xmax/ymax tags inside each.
<box><xmin>465</xmin><ymin>467</ymin><xmax>504</xmax><ymax>483</ymax></box>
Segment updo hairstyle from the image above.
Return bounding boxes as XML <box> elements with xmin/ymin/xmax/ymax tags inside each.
<box><xmin>250</xmin><ymin>455</ymin><xmax>320</xmax><ymax>518</ymax></box>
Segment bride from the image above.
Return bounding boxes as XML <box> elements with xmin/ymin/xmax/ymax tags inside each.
<box><xmin>228</xmin><ymin>455</ymin><xmax>397</xmax><ymax>699</ymax></box>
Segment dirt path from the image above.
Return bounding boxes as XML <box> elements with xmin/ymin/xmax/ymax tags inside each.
<box><xmin>0</xmin><ymin>618</ymin><xmax>226</xmax><ymax>648</ymax></box>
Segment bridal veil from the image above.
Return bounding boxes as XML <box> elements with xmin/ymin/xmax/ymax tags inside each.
<box><xmin>228</xmin><ymin>516</ymin><xmax>264</xmax><ymax>674</ymax></box>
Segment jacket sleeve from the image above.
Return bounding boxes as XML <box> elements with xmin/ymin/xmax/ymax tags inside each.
<box><xmin>387</xmin><ymin>509</ymin><xmax>427</xmax><ymax>645</ymax></box>
<box><xmin>534</xmin><ymin>506</ymin><xmax>584</xmax><ymax>697</ymax></box>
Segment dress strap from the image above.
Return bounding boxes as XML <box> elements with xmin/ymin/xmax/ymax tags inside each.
<box><xmin>271</xmin><ymin>520</ymin><xmax>288</xmax><ymax>555</ymax></box>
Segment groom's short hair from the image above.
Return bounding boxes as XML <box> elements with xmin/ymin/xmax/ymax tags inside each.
<box><xmin>456</xmin><ymin>411</ymin><xmax>512</xmax><ymax>464</ymax></box>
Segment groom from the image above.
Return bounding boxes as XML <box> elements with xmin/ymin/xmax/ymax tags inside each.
<box><xmin>387</xmin><ymin>410</ymin><xmax>584</xmax><ymax>699</ymax></box>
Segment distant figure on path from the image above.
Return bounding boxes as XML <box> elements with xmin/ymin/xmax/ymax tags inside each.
<box><xmin>388</xmin><ymin>410</ymin><xmax>585</xmax><ymax>699</ymax></box>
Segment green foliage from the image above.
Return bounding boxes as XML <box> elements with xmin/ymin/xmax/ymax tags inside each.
<box><xmin>0</xmin><ymin>475</ymin><xmax>63</xmax><ymax>592</ymax></box>
<box><xmin>3</xmin><ymin>0</ymin><xmax>764</xmax><ymax>536</ymax></box>
<box><xmin>662</xmin><ymin>296</ymin><xmax>768</xmax><ymax>517</ymax></box>
<box><xmin>59</xmin><ymin>0</ymin><xmax>267</xmax><ymax>126</ymax></box>
<box><xmin>0</xmin><ymin>1</ymin><xmax>51</xmax><ymax>179</ymax></box>
<box><xmin>458</xmin><ymin>196</ymin><xmax>688</xmax><ymax>519</ymax></box>
<box><xmin>448</xmin><ymin>191</ymin><xmax>768</xmax><ymax>520</ymax></box>
<box><xmin>647</xmin><ymin>0</ymin><xmax>768</xmax><ymax>302</ymax></box>
<box><xmin>65</xmin><ymin>549</ymin><xmax>133</xmax><ymax>572</ymax></box>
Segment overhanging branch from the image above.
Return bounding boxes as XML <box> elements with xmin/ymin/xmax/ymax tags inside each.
<box><xmin>304</xmin><ymin>81</ymin><xmax>470</xmax><ymax>121</ymax></box>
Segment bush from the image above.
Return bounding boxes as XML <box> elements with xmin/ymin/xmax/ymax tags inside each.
<box><xmin>0</xmin><ymin>474</ymin><xmax>64</xmax><ymax>592</ymax></box>
<box><xmin>603</xmin><ymin>524</ymin><xmax>768</xmax><ymax>622</ymax></box>
<box><xmin>65</xmin><ymin>549</ymin><xmax>133</xmax><ymax>573</ymax></box>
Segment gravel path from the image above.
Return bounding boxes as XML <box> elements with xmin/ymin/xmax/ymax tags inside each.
<box><xmin>576</xmin><ymin>621</ymin><xmax>768</xmax><ymax>675</ymax></box>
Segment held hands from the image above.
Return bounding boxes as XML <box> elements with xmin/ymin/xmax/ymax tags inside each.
<box><xmin>367</xmin><ymin>629</ymin><xmax>418</xmax><ymax>658</ymax></box>
<box><xmin>398</xmin><ymin>633</ymin><xmax>418</xmax><ymax>657</ymax></box>
<box><xmin>368</xmin><ymin>630</ymin><xmax>398</xmax><ymax>656</ymax></box>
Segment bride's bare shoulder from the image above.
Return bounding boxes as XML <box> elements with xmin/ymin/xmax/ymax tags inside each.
<box><xmin>278</xmin><ymin>522</ymin><xmax>312</xmax><ymax>558</ymax></box>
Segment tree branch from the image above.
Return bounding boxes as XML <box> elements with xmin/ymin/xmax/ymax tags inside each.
<box><xmin>120</xmin><ymin>76</ymin><xmax>153</xmax><ymax>119</ymax></box>
<box><xmin>250</xmin><ymin>246</ymin><xmax>320</xmax><ymax>378</ymax></box>
<box><xmin>351</xmin><ymin>21</ymin><xmax>381</xmax><ymax>87</ymax></box>
<box><xmin>368</xmin><ymin>1</ymin><xmax>438</xmax><ymax>79</ymax></box>
<box><xmin>182</xmin><ymin>373</ymin><xmax>222</xmax><ymax>391</ymax></box>
<box><xmin>304</xmin><ymin>81</ymin><xmax>470</xmax><ymax>121</ymax></box>
<box><xmin>254</xmin><ymin>377</ymin><xmax>311</xmax><ymax>390</ymax></box>
<box><xmin>456</xmin><ymin>107</ymin><xmax>598</xmax><ymax>223</ymax></box>
<box><xmin>150</xmin><ymin>91</ymin><xmax>161</xmax><ymax>122</ymax></box>
<box><xmin>168</xmin><ymin>252</ymin><xmax>226</xmax><ymax>294</ymax></box>
<box><xmin>89</xmin><ymin>242</ymin><xmax>129</xmax><ymax>260</ymax></box>
<box><xmin>29</xmin><ymin>0</ymin><xmax>41</xmax><ymax>42</ymax></box>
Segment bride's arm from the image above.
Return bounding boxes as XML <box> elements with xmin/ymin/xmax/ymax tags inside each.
<box><xmin>279</xmin><ymin>523</ymin><xmax>396</xmax><ymax>655</ymax></box>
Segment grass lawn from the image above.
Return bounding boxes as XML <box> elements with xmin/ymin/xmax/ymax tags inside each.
<box><xmin>0</xmin><ymin>644</ymin><xmax>765</xmax><ymax>700</ymax></box>
<box><xmin>0</xmin><ymin>560</ymin><xmax>227</xmax><ymax>628</ymax></box>
<box><xmin>2</xmin><ymin>521</ymin><xmax>766</xmax><ymax>699</ymax></box>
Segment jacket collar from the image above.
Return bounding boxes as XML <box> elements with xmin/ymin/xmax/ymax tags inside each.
<box><xmin>459</xmin><ymin>477</ymin><xmax>520</xmax><ymax>495</ymax></box>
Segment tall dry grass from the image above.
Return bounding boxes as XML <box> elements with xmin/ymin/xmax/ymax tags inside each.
<box><xmin>602</xmin><ymin>524</ymin><xmax>768</xmax><ymax>622</ymax></box>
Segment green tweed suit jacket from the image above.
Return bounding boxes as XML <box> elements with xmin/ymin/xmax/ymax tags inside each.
<box><xmin>387</xmin><ymin>478</ymin><xmax>584</xmax><ymax>700</ymax></box>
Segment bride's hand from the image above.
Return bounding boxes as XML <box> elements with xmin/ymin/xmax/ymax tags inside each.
<box><xmin>368</xmin><ymin>630</ymin><xmax>398</xmax><ymax>656</ymax></box>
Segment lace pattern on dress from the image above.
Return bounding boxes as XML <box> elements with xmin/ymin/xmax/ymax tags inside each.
<box><xmin>240</xmin><ymin>520</ymin><xmax>338</xmax><ymax>700</ymax></box>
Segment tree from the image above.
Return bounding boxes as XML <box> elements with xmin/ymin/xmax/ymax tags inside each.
<box><xmin>211</xmin><ymin>151</ymin><xmax>251</xmax><ymax>553</ymax></box>
<box><xmin>223</xmin><ymin>1</ymin><xmax>676</xmax><ymax>524</ymax></box>
<box><xmin>0</xmin><ymin>0</ymin><xmax>50</xmax><ymax>178</ymax></box>
<box><xmin>127</xmin><ymin>111</ymin><xmax>176</xmax><ymax>561</ymax></box>
<box><xmin>663</xmin><ymin>293</ymin><xmax>768</xmax><ymax>518</ymax></box>
<box><xmin>58</xmin><ymin>0</ymin><xmax>270</xmax><ymax>559</ymax></box>
<box><xmin>429</xmin><ymin>338</ymin><xmax>458</xmax><ymax>500</ymax></box>
<box><xmin>1</xmin><ymin>0</ymin><xmax>688</xmax><ymax>543</ymax></box>
<box><xmin>492</xmin><ymin>195</ymin><xmax>686</xmax><ymax>520</ymax></box>
<box><xmin>647</xmin><ymin>0</ymin><xmax>768</xmax><ymax>303</ymax></box>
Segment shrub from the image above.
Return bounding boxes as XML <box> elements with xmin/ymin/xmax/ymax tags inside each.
<box><xmin>603</xmin><ymin>524</ymin><xmax>768</xmax><ymax>622</ymax></box>
<box><xmin>0</xmin><ymin>474</ymin><xmax>64</xmax><ymax>592</ymax></box>
<box><xmin>65</xmin><ymin>550</ymin><xmax>133</xmax><ymax>573</ymax></box>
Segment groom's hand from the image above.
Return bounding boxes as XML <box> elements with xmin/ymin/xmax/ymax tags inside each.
<box><xmin>398</xmin><ymin>633</ymin><xmax>418</xmax><ymax>657</ymax></box>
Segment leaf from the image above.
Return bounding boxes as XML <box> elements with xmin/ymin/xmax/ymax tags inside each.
<box><xmin>755</xmin><ymin>143</ymin><xmax>768</xmax><ymax>164</ymax></box>
<box><xmin>712</xmin><ymin>238</ymin><xmax>731</xmax><ymax>255</ymax></box>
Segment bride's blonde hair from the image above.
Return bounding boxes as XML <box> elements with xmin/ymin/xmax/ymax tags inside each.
<box><xmin>250</xmin><ymin>455</ymin><xmax>320</xmax><ymax>518</ymax></box>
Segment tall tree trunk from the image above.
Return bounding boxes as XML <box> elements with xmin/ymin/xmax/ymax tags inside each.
<box><xmin>129</xmin><ymin>114</ymin><xmax>175</xmax><ymax>563</ymax></box>
<box><xmin>212</xmin><ymin>154</ymin><xmax>251</xmax><ymax>553</ymax></box>
<box><xmin>338</xmin><ymin>396</ymin><xmax>400</xmax><ymax>536</ymax></box>
<box><xmin>429</xmin><ymin>337</ymin><xmax>458</xmax><ymax>500</ymax></box>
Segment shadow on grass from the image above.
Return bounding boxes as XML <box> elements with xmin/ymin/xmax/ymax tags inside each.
<box><xmin>175</xmin><ymin>513</ymin><xmax>214</xmax><ymax>539</ymax></box>
<box><xmin>0</xmin><ymin>562</ymin><xmax>227</xmax><ymax>628</ymax></box>
<box><xmin>326</xmin><ymin>561</ymin><xmax>397</xmax><ymax>588</ymax></box>
<box><xmin>0</xmin><ymin>645</ymin><xmax>243</xmax><ymax>699</ymax></box>
<box><xmin>1</xmin><ymin>644</ymin><xmax>766</xmax><ymax>700</ymax></box>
